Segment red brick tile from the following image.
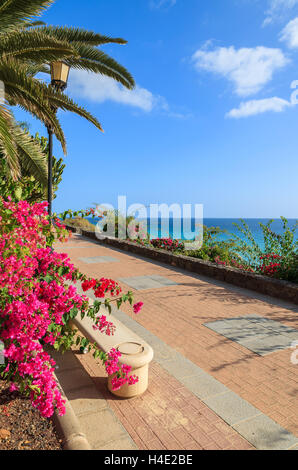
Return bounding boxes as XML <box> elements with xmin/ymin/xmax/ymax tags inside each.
<box><xmin>56</xmin><ymin>236</ymin><xmax>298</xmax><ymax>448</ymax></box>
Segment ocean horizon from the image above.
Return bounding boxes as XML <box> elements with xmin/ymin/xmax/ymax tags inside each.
<box><xmin>87</xmin><ymin>217</ymin><xmax>298</xmax><ymax>248</ymax></box>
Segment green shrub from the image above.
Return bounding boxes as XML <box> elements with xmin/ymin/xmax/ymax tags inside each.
<box><xmin>66</xmin><ymin>217</ymin><xmax>95</xmax><ymax>231</ymax></box>
<box><xmin>0</xmin><ymin>133</ymin><xmax>65</xmax><ymax>203</ymax></box>
<box><xmin>229</xmin><ymin>218</ymin><xmax>298</xmax><ymax>282</ymax></box>
<box><xmin>183</xmin><ymin>226</ymin><xmax>238</xmax><ymax>263</ymax></box>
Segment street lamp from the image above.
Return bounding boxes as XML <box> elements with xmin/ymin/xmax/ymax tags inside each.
<box><xmin>50</xmin><ymin>61</ymin><xmax>70</xmax><ymax>91</ymax></box>
<box><xmin>47</xmin><ymin>61</ymin><xmax>70</xmax><ymax>218</ymax></box>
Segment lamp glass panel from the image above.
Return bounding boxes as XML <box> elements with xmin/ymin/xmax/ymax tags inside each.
<box><xmin>51</xmin><ymin>62</ymin><xmax>70</xmax><ymax>85</ymax></box>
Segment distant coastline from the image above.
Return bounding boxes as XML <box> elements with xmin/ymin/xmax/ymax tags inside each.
<box><xmin>86</xmin><ymin>217</ymin><xmax>298</xmax><ymax>246</ymax></box>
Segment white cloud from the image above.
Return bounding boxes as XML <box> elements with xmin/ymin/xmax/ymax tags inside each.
<box><xmin>280</xmin><ymin>16</ymin><xmax>298</xmax><ymax>47</ymax></box>
<box><xmin>69</xmin><ymin>70</ymin><xmax>160</xmax><ymax>112</ymax></box>
<box><xmin>192</xmin><ymin>45</ymin><xmax>289</xmax><ymax>96</ymax></box>
<box><xmin>69</xmin><ymin>70</ymin><xmax>189</xmax><ymax>119</ymax></box>
<box><xmin>264</xmin><ymin>0</ymin><xmax>298</xmax><ymax>25</ymax></box>
<box><xmin>226</xmin><ymin>97</ymin><xmax>291</xmax><ymax>118</ymax></box>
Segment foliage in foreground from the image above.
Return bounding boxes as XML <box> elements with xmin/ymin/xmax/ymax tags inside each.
<box><xmin>0</xmin><ymin>197</ymin><xmax>143</xmax><ymax>418</ymax></box>
<box><xmin>0</xmin><ymin>132</ymin><xmax>65</xmax><ymax>203</ymax></box>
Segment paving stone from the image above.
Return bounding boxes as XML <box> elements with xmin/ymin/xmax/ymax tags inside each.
<box><xmin>238</xmin><ymin>335</ymin><xmax>294</xmax><ymax>355</ymax></box>
<box><xmin>119</xmin><ymin>275</ymin><xmax>177</xmax><ymax>290</ymax></box>
<box><xmin>263</xmin><ymin>323</ymin><xmax>297</xmax><ymax>334</ymax></box>
<box><xmin>205</xmin><ymin>319</ymin><xmax>250</xmax><ymax>334</ymax></box>
<box><xmin>289</xmin><ymin>443</ymin><xmax>298</xmax><ymax>450</ymax></box>
<box><xmin>244</xmin><ymin>314</ymin><xmax>272</xmax><ymax>322</ymax></box>
<box><xmin>149</xmin><ymin>274</ymin><xmax>178</xmax><ymax>286</ymax></box>
<box><xmin>67</xmin><ymin>385</ymin><xmax>108</xmax><ymax>417</ymax></box>
<box><xmin>245</xmin><ymin>315</ymin><xmax>297</xmax><ymax>332</ymax></box>
<box><xmin>79</xmin><ymin>256</ymin><xmax>119</xmax><ymax>264</ymax></box>
<box><xmin>224</xmin><ymin>317</ymin><xmax>251</xmax><ymax>323</ymax></box>
<box><xmin>56</xmin><ymin>245</ymin><xmax>89</xmax><ymax>249</ymax></box>
<box><xmin>161</xmin><ymin>357</ymin><xmax>202</xmax><ymax>379</ymax></box>
<box><xmin>233</xmin><ymin>414</ymin><xmax>298</xmax><ymax>450</ymax></box>
<box><xmin>56</xmin><ymin>367</ymin><xmax>93</xmax><ymax>393</ymax></box>
<box><xmin>153</xmin><ymin>345</ymin><xmax>180</xmax><ymax>363</ymax></box>
<box><xmin>280</xmin><ymin>331</ymin><xmax>298</xmax><ymax>342</ymax></box>
<box><xmin>99</xmin><ymin>436</ymin><xmax>138</xmax><ymax>450</ymax></box>
<box><xmin>119</xmin><ymin>276</ymin><xmax>164</xmax><ymax>290</ymax></box>
<box><xmin>204</xmin><ymin>316</ymin><xmax>298</xmax><ymax>355</ymax></box>
<box><xmin>224</xmin><ymin>328</ymin><xmax>268</xmax><ymax>342</ymax></box>
<box><xmin>203</xmin><ymin>391</ymin><xmax>261</xmax><ymax>425</ymax></box>
<box><xmin>204</xmin><ymin>320</ymin><xmax>230</xmax><ymax>330</ymax></box>
<box><xmin>79</xmin><ymin>408</ymin><xmax>128</xmax><ymax>448</ymax></box>
<box><xmin>47</xmin><ymin>348</ymin><xmax>82</xmax><ymax>372</ymax></box>
<box><xmin>181</xmin><ymin>372</ymin><xmax>230</xmax><ymax>400</ymax></box>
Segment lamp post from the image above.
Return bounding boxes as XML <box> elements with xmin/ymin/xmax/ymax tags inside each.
<box><xmin>47</xmin><ymin>61</ymin><xmax>70</xmax><ymax>218</ymax></box>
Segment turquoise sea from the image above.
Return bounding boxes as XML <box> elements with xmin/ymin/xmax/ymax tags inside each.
<box><xmin>87</xmin><ymin>217</ymin><xmax>298</xmax><ymax>249</ymax></box>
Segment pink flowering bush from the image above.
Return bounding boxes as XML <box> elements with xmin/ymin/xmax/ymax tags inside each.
<box><xmin>214</xmin><ymin>256</ymin><xmax>254</xmax><ymax>272</ymax></box>
<box><xmin>150</xmin><ymin>238</ymin><xmax>184</xmax><ymax>252</ymax></box>
<box><xmin>258</xmin><ymin>253</ymin><xmax>282</xmax><ymax>277</ymax></box>
<box><xmin>0</xmin><ymin>198</ymin><xmax>143</xmax><ymax>417</ymax></box>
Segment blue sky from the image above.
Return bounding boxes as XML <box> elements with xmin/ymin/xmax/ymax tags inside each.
<box><xmin>14</xmin><ymin>0</ymin><xmax>298</xmax><ymax>218</ymax></box>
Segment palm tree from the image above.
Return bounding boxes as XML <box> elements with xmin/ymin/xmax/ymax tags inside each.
<box><xmin>30</xmin><ymin>25</ymin><xmax>135</xmax><ymax>89</ymax></box>
<box><xmin>0</xmin><ymin>0</ymin><xmax>135</xmax><ymax>186</ymax></box>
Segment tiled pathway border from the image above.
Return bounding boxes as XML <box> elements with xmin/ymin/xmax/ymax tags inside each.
<box><xmin>113</xmin><ymin>307</ymin><xmax>298</xmax><ymax>450</ymax></box>
<box><xmin>74</xmin><ymin>284</ymin><xmax>298</xmax><ymax>451</ymax></box>
<box><xmin>56</xmin><ymin>234</ymin><xmax>298</xmax><ymax>450</ymax></box>
<box><xmin>64</xmin><ymin>226</ymin><xmax>298</xmax><ymax>305</ymax></box>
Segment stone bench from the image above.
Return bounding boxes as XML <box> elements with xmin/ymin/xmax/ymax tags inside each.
<box><xmin>72</xmin><ymin>306</ymin><xmax>154</xmax><ymax>398</ymax></box>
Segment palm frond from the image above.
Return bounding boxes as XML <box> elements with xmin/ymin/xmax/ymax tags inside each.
<box><xmin>45</xmin><ymin>88</ymin><xmax>103</xmax><ymax>132</ymax></box>
<box><xmin>65</xmin><ymin>44</ymin><xmax>135</xmax><ymax>89</ymax></box>
<box><xmin>0</xmin><ymin>60</ymin><xmax>66</xmax><ymax>151</ymax></box>
<box><xmin>0</xmin><ymin>105</ymin><xmax>19</xmax><ymax>179</ymax></box>
<box><xmin>24</xmin><ymin>20</ymin><xmax>46</xmax><ymax>28</ymax></box>
<box><xmin>0</xmin><ymin>0</ymin><xmax>54</xmax><ymax>33</ymax></box>
<box><xmin>33</xmin><ymin>25</ymin><xmax>128</xmax><ymax>46</ymax></box>
<box><xmin>24</xmin><ymin>62</ymin><xmax>50</xmax><ymax>76</ymax></box>
<box><xmin>13</xmin><ymin>125</ymin><xmax>48</xmax><ymax>186</ymax></box>
<box><xmin>0</xmin><ymin>30</ymin><xmax>76</xmax><ymax>63</ymax></box>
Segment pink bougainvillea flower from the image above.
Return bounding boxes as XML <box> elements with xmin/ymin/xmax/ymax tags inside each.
<box><xmin>133</xmin><ymin>302</ymin><xmax>144</xmax><ymax>314</ymax></box>
<box><xmin>0</xmin><ymin>197</ymin><xmax>141</xmax><ymax>418</ymax></box>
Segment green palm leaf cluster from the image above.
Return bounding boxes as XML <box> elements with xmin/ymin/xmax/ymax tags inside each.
<box><xmin>0</xmin><ymin>0</ymin><xmax>135</xmax><ymax>186</ymax></box>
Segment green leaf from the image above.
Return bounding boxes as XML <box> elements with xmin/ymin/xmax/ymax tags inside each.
<box><xmin>0</xmin><ymin>0</ymin><xmax>54</xmax><ymax>34</ymax></box>
<box><xmin>13</xmin><ymin>185</ymin><xmax>22</xmax><ymax>200</ymax></box>
<box><xmin>69</xmin><ymin>307</ymin><xmax>78</xmax><ymax>319</ymax></box>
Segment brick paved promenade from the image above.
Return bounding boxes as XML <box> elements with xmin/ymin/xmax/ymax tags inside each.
<box><xmin>54</xmin><ymin>234</ymin><xmax>298</xmax><ymax>450</ymax></box>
